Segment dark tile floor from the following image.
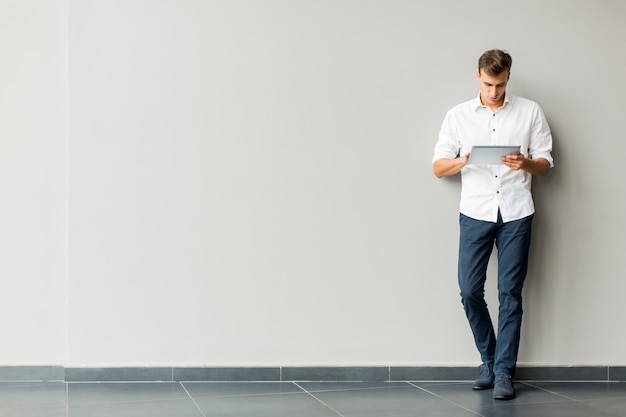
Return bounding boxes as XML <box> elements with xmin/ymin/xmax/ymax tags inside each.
<box><xmin>1</xmin><ymin>380</ymin><xmax>626</xmax><ymax>417</ymax></box>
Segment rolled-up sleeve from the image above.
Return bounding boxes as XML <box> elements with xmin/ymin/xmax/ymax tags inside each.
<box><xmin>529</xmin><ymin>105</ymin><xmax>554</xmax><ymax>167</ymax></box>
<box><xmin>433</xmin><ymin>110</ymin><xmax>461</xmax><ymax>163</ymax></box>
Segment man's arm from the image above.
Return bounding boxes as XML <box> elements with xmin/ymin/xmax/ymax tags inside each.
<box><xmin>433</xmin><ymin>154</ymin><xmax>469</xmax><ymax>178</ymax></box>
<box><xmin>501</xmin><ymin>154</ymin><xmax>550</xmax><ymax>176</ymax></box>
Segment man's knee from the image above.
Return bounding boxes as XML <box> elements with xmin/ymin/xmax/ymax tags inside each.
<box><xmin>460</xmin><ymin>287</ymin><xmax>486</xmax><ymax>306</ymax></box>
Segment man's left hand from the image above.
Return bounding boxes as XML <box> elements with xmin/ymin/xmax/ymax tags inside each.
<box><xmin>501</xmin><ymin>153</ymin><xmax>525</xmax><ymax>170</ymax></box>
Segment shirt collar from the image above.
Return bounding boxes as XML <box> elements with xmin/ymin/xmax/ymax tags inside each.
<box><xmin>473</xmin><ymin>93</ymin><xmax>513</xmax><ymax>111</ymax></box>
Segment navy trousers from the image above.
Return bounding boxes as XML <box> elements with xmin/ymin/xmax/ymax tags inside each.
<box><xmin>458</xmin><ymin>211</ymin><xmax>533</xmax><ymax>378</ymax></box>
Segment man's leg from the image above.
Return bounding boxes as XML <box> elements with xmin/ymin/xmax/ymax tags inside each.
<box><xmin>493</xmin><ymin>213</ymin><xmax>533</xmax><ymax>399</ymax></box>
<box><xmin>458</xmin><ymin>214</ymin><xmax>497</xmax><ymax>382</ymax></box>
<box><xmin>494</xmin><ymin>213</ymin><xmax>533</xmax><ymax>377</ymax></box>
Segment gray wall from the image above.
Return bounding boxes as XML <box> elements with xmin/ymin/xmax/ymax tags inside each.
<box><xmin>1</xmin><ymin>0</ymin><xmax>625</xmax><ymax>367</ymax></box>
<box><xmin>1</xmin><ymin>0</ymin><xmax>68</xmax><ymax>364</ymax></box>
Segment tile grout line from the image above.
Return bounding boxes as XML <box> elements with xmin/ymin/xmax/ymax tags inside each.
<box><xmin>406</xmin><ymin>382</ymin><xmax>485</xmax><ymax>417</ymax></box>
<box><xmin>180</xmin><ymin>382</ymin><xmax>208</xmax><ymax>417</ymax></box>
<box><xmin>293</xmin><ymin>382</ymin><xmax>346</xmax><ymax>417</ymax></box>
<box><xmin>520</xmin><ymin>381</ymin><xmax>580</xmax><ymax>402</ymax></box>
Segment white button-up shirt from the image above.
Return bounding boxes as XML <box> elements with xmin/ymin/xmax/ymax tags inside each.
<box><xmin>433</xmin><ymin>94</ymin><xmax>554</xmax><ymax>223</ymax></box>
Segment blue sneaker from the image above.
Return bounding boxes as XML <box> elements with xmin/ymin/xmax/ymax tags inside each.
<box><xmin>492</xmin><ymin>374</ymin><xmax>515</xmax><ymax>400</ymax></box>
<box><xmin>472</xmin><ymin>363</ymin><xmax>494</xmax><ymax>390</ymax></box>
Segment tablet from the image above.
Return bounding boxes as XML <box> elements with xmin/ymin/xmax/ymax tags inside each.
<box><xmin>468</xmin><ymin>145</ymin><xmax>521</xmax><ymax>165</ymax></box>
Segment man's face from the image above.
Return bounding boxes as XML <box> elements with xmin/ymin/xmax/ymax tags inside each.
<box><xmin>477</xmin><ymin>69</ymin><xmax>509</xmax><ymax>109</ymax></box>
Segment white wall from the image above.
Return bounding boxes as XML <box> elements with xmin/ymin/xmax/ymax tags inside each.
<box><xmin>0</xmin><ymin>0</ymin><xmax>68</xmax><ymax>364</ymax></box>
<box><xmin>3</xmin><ymin>0</ymin><xmax>625</xmax><ymax>367</ymax></box>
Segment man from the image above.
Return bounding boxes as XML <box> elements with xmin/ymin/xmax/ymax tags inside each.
<box><xmin>432</xmin><ymin>49</ymin><xmax>553</xmax><ymax>400</ymax></box>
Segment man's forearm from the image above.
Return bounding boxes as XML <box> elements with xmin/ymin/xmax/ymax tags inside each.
<box><xmin>433</xmin><ymin>156</ymin><xmax>469</xmax><ymax>178</ymax></box>
<box><xmin>522</xmin><ymin>157</ymin><xmax>550</xmax><ymax>176</ymax></box>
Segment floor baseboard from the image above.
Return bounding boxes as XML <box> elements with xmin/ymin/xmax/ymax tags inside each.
<box><xmin>1</xmin><ymin>365</ymin><xmax>624</xmax><ymax>382</ymax></box>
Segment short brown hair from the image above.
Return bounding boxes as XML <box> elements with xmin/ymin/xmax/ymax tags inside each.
<box><xmin>478</xmin><ymin>49</ymin><xmax>512</xmax><ymax>76</ymax></box>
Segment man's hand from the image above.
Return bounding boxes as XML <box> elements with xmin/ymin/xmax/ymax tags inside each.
<box><xmin>501</xmin><ymin>153</ymin><xmax>525</xmax><ymax>170</ymax></box>
<box><xmin>501</xmin><ymin>153</ymin><xmax>550</xmax><ymax>176</ymax></box>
